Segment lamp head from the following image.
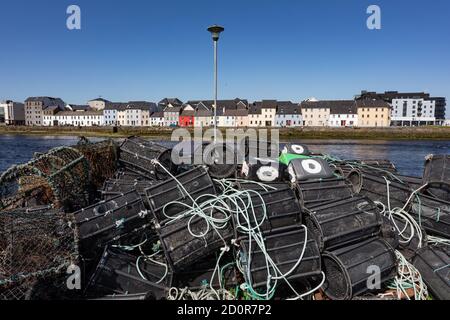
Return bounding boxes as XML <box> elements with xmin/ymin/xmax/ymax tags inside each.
<box><xmin>207</xmin><ymin>25</ymin><xmax>225</xmax><ymax>41</ymax></box>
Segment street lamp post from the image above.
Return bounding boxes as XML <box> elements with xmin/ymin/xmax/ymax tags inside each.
<box><xmin>207</xmin><ymin>25</ymin><xmax>224</xmax><ymax>143</ymax></box>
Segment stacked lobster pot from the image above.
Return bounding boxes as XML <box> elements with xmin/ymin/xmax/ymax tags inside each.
<box><xmin>2</xmin><ymin>135</ymin><xmax>450</xmax><ymax>301</ymax></box>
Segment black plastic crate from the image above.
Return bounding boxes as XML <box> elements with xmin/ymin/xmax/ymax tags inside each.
<box><xmin>232</xmin><ymin>186</ymin><xmax>302</xmax><ymax>235</ymax></box>
<box><xmin>413</xmin><ymin>244</ymin><xmax>449</xmax><ymax>300</ymax></box>
<box><xmin>239</xmin><ymin>227</ymin><xmax>322</xmax><ymax>289</ymax></box>
<box><xmin>295</xmin><ymin>177</ymin><xmax>355</xmax><ymax>210</ymax></box>
<box><xmin>306</xmin><ymin>196</ymin><xmax>383</xmax><ymax>251</ymax></box>
<box><xmin>85</xmin><ymin>247</ymin><xmax>172</xmax><ymax>300</ymax></box>
<box><xmin>158</xmin><ymin>209</ymin><xmax>234</xmax><ymax>272</ymax></box>
<box><xmin>322</xmin><ymin>237</ymin><xmax>397</xmax><ymax>300</ymax></box>
<box><xmin>119</xmin><ymin>137</ymin><xmax>174</xmax><ymax>180</ymax></box>
<box><xmin>145</xmin><ymin>167</ymin><xmax>217</xmax><ymax>224</ymax></box>
<box><xmin>410</xmin><ymin>193</ymin><xmax>450</xmax><ymax>238</ymax></box>
<box><xmin>74</xmin><ymin>190</ymin><xmax>149</xmax><ymax>248</ymax></box>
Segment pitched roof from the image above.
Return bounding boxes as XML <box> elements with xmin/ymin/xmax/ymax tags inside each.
<box><xmin>276</xmin><ymin>102</ymin><xmax>301</xmax><ymax>115</ymax></box>
<box><xmin>150</xmin><ymin>111</ymin><xmax>165</xmax><ymax>118</ymax></box>
<box><xmin>180</xmin><ymin>110</ymin><xmax>195</xmax><ymax>117</ymax></box>
<box><xmin>164</xmin><ymin>106</ymin><xmax>182</xmax><ymax>113</ymax></box>
<box><xmin>223</xmin><ymin>109</ymin><xmax>249</xmax><ymax>117</ymax></box>
<box><xmin>355</xmin><ymin>99</ymin><xmax>391</xmax><ymax>109</ymax></box>
<box><xmin>88</xmin><ymin>98</ymin><xmax>111</xmax><ymax>103</ymax></box>
<box><xmin>68</xmin><ymin>104</ymin><xmax>91</xmax><ymax>111</ymax></box>
<box><xmin>25</xmin><ymin>97</ymin><xmax>65</xmax><ymax>107</ymax></box>
<box><xmin>158</xmin><ymin>98</ymin><xmax>183</xmax><ymax>106</ymax></box>
<box><xmin>195</xmin><ymin>109</ymin><xmax>213</xmax><ymax>117</ymax></box>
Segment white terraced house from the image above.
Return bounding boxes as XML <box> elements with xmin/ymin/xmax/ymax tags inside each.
<box><xmin>275</xmin><ymin>102</ymin><xmax>302</xmax><ymax>127</ymax></box>
<box><xmin>47</xmin><ymin>111</ymin><xmax>104</xmax><ymax>126</ymax></box>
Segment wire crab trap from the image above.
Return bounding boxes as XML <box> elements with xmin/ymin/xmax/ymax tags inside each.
<box><xmin>335</xmin><ymin>159</ymin><xmax>398</xmax><ymax>176</ymax></box>
<box><xmin>295</xmin><ymin>177</ymin><xmax>355</xmax><ymax>210</ymax></box>
<box><xmin>157</xmin><ymin>208</ymin><xmax>234</xmax><ymax>273</ymax></box>
<box><xmin>422</xmin><ymin>182</ymin><xmax>450</xmax><ymax>203</ymax></box>
<box><xmin>146</xmin><ymin>167</ymin><xmax>217</xmax><ymax>224</ymax></box>
<box><xmin>84</xmin><ymin>246</ymin><xmax>172</xmax><ymax>300</ymax></box>
<box><xmin>119</xmin><ymin>136</ymin><xmax>174</xmax><ymax>180</ymax></box>
<box><xmin>74</xmin><ymin>190</ymin><xmax>149</xmax><ymax>251</ymax></box>
<box><xmin>201</xmin><ymin>143</ymin><xmax>238</xmax><ymax>179</ymax></box>
<box><xmin>238</xmin><ymin>227</ymin><xmax>322</xmax><ymax>296</ymax></box>
<box><xmin>412</xmin><ymin>244</ymin><xmax>449</xmax><ymax>300</ymax></box>
<box><xmin>0</xmin><ymin>146</ymin><xmax>90</xmax><ymax>211</ymax></box>
<box><xmin>236</xmin><ymin>180</ymin><xmax>291</xmax><ymax>192</ymax></box>
<box><xmin>410</xmin><ymin>193</ymin><xmax>450</xmax><ymax>238</ymax></box>
<box><xmin>353</xmin><ymin>170</ymin><xmax>413</xmax><ymax>210</ymax></box>
<box><xmin>231</xmin><ymin>186</ymin><xmax>302</xmax><ymax>235</ymax></box>
<box><xmin>75</xmin><ymin>138</ymin><xmax>118</xmax><ymax>190</ymax></box>
<box><xmin>395</xmin><ymin>174</ymin><xmax>423</xmax><ymax>191</ymax></box>
<box><xmin>321</xmin><ymin>237</ymin><xmax>397</xmax><ymax>300</ymax></box>
<box><xmin>0</xmin><ymin>207</ymin><xmax>79</xmax><ymax>300</ymax></box>
<box><xmin>305</xmin><ymin>196</ymin><xmax>383</xmax><ymax>251</ymax></box>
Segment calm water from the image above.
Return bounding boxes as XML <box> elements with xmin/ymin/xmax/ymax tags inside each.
<box><xmin>0</xmin><ymin>135</ymin><xmax>448</xmax><ymax>176</ymax></box>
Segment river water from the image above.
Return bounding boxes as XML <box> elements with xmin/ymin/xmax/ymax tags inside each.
<box><xmin>0</xmin><ymin>135</ymin><xmax>448</xmax><ymax>176</ymax></box>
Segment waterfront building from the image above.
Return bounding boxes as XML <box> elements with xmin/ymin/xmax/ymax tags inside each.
<box><xmin>164</xmin><ymin>106</ymin><xmax>182</xmax><ymax>127</ymax></box>
<box><xmin>328</xmin><ymin>101</ymin><xmax>358</xmax><ymax>127</ymax></box>
<box><xmin>25</xmin><ymin>97</ymin><xmax>65</xmax><ymax>126</ymax></box>
<box><xmin>1</xmin><ymin>101</ymin><xmax>25</xmax><ymax>125</ymax></box>
<box><xmin>50</xmin><ymin>110</ymin><xmax>104</xmax><ymax>126</ymax></box>
<box><xmin>275</xmin><ymin>101</ymin><xmax>302</xmax><ymax>127</ymax></box>
<box><xmin>300</xmin><ymin>100</ymin><xmax>331</xmax><ymax>127</ymax></box>
<box><xmin>158</xmin><ymin>98</ymin><xmax>183</xmax><ymax>110</ymax></box>
<box><xmin>179</xmin><ymin>109</ymin><xmax>195</xmax><ymax>127</ymax></box>
<box><xmin>194</xmin><ymin>109</ymin><xmax>213</xmax><ymax>127</ymax></box>
<box><xmin>355</xmin><ymin>99</ymin><xmax>391</xmax><ymax>127</ymax></box>
<box><xmin>150</xmin><ymin>111</ymin><xmax>165</xmax><ymax>127</ymax></box>
<box><xmin>88</xmin><ymin>98</ymin><xmax>111</xmax><ymax>111</ymax></box>
<box><xmin>357</xmin><ymin>91</ymin><xmax>446</xmax><ymax>126</ymax></box>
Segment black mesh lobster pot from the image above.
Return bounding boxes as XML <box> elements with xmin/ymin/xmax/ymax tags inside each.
<box><xmin>173</xmin><ymin>252</ymin><xmax>238</xmax><ymax>291</ymax></box>
<box><xmin>85</xmin><ymin>247</ymin><xmax>172</xmax><ymax>300</ymax></box>
<box><xmin>114</xmin><ymin>169</ymin><xmax>154</xmax><ymax>182</ymax></box>
<box><xmin>423</xmin><ymin>154</ymin><xmax>450</xmax><ymax>183</ymax></box>
<box><xmin>356</xmin><ymin>171</ymin><xmax>412</xmax><ymax>210</ymax></box>
<box><xmin>305</xmin><ymin>196</ymin><xmax>383</xmax><ymax>251</ymax></box>
<box><xmin>341</xmin><ymin>159</ymin><xmax>397</xmax><ymax>175</ymax></box>
<box><xmin>119</xmin><ymin>136</ymin><xmax>174</xmax><ymax>180</ymax></box>
<box><xmin>74</xmin><ymin>190</ymin><xmax>149</xmax><ymax>250</ymax></box>
<box><xmin>410</xmin><ymin>193</ymin><xmax>449</xmax><ymax>238</ymax></box>
<box><xmin>145</xmin><ymin>167</ymin><xmax>217</xmax><ymax>224</ymax></box>
<box><xmin>395</xmin><ymin>174</ymin><xmax>423</xmax><ymax>190</ymax></box>
<box><xmin>201</xmin><ymin>143</ymin><xmax>238</xmax><ymax>179</ymax></box>
<box><xmin>237</xmin><ymin>181</ymin><xmax>291</xmax><ymax>193</ymax></box>
<box><xmin>245</xmin><ymin>138</ymin><xmax>279</xmax><ymax>162</ymax></box>
<box><xmin>413</xmin><ymin>244</ymin><xmax>449</xmax><ymax>300</ymax></box>
<box><xmin>422</xmin><ymin>182</ymin><xmax>450</xmax><ymax>203</ymax></box>
<box><xmin>101</xmin><ymin>178</ymin><xmax>157</xmax><ymax>203</ymax></box>
<box><xmin>0</xmin><ymin>207</ymin><xmax>78</xmax><ymax>300</ymax></box>
<box><xmin>321</xmin><ymin>238</ymin><xmax>397</xmax><ymax>300</ymax></box>
<box><xmin>157</xmin><ymin>209</ymin><xmax>233</xmax><ymax>272</ymax></box>
<box><xmin>231</xmin><ymin>186</ymin><xmax>302</xmax><ymax>235</ymax></box>
<box><xmin>295</xmin><ymin>177</ymin><xmax>355</xmax><ymax>210</ymax></box>
<box><xmin>239</xmin><ymin>227</ymin><xmax>322</xmax><ymax>289</ymax></box>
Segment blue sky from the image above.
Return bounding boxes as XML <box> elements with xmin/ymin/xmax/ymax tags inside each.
<box><xmin>0</xmin><ymin>0</ymin><xmax>449</xmax><ymax>116</ymax></box>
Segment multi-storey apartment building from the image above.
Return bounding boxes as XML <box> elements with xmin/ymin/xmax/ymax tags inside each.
<box><xmin>357</xmin><ymin>91</ymin><xmax>446</xmax><ymax>126</ymax></box>
<box><xmin>150</xmin><ymin>112</ymin><xmax>165</xmax><ymax>127</ymax></box>
<box><xmin>24</xmin><ymin>97</ymin><xmax>65</xmax><ymax>126</ymax></box>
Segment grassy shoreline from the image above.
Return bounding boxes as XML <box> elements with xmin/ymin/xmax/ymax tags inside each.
<box><xmin>1</xmin><ymin>125</ymin><xmax>450</xmax><ymax>141</ymax></box>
